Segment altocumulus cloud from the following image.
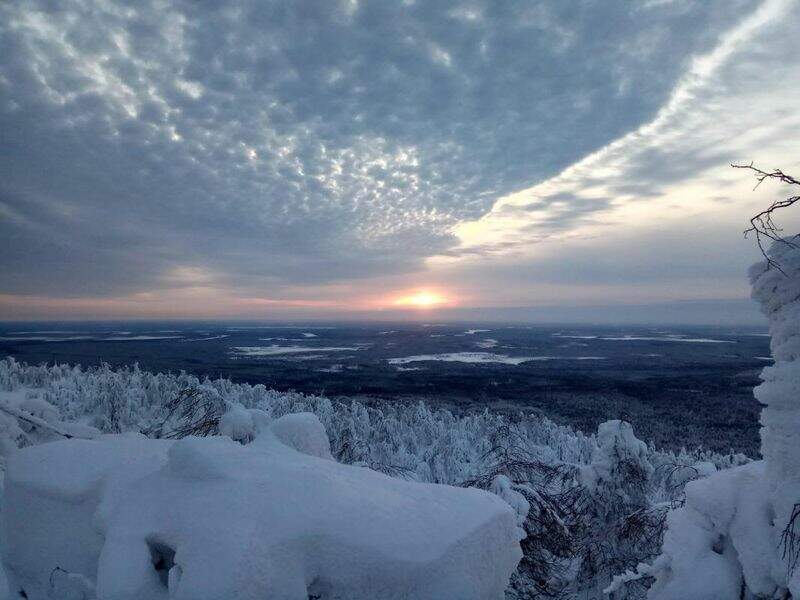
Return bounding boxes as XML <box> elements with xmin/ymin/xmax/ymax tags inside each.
<box><xmin>0</xmin><ymin>0</ymin><xmax>758</xmax><ymax>304</ymax></box>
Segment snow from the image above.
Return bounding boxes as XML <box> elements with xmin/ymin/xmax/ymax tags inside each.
<box><xmin>489</xmin><ymin>475</ymin><xmax>529</xmax><ymax>528</ymax></box>
<box><xmin>104</xmin><ymin>336</ymin><xmax>183</xmax><ymax>341</ymax></box>
<box><xmin>599</xmin><ymin>336</ymin><xmax>733</xmax><ymax>343</ymax></box>
<box><xmin>551</xmin><ymin>334</ymin><xmax>598</xmax><ymax>339</ymax></box>
<box><xmin>580</xmin><ymin>419</ymin><xmax>654</xmax><ymax>495</ymax></box>
<box><xmin>0</xmin><ymin>336</ymin><xmax>95</xmax><ymax>342</ymax></box>
<box><xmin>0</xmin><ymin>356</ymin><xmax>754</xmax><ymax>598</ymax></box>
<box><xmin>2</xmin><ymin>414</ymin><xmax>522</xmax><ymax>599</ymax></box>
<box><xmin>268</xmin><ymin>411</ymin><xmax>333</xmax><ymax>460</ymax></box>
<box><xmin>475</xmin><ymin>338</ymin><xmax>499</xmax><ymax>348</ymax></box>
<box><xmin>551</xmin><ymin>333</ymin><xmax>733</xmax><ymax>343</ymax></box>
<box><xmin>388</xmin><ymin>352</ymin><xmax>534</xmax><ymax>365</ymax></box>
<box><xmin>231</xmin><ymin>345</ymin><xmax>360</xmax><ymax>357</ymax></box>
<box><xmin>9</xmin><ymin>330</ymin><xmax>88</xmax><ymax>334</ymax></box>
<box><xmin>0</xmin><ymin>389</ymin><xmax>100</xmax><ymax>454</ymax></box>
<box><xmin>217</xmin><ymin>403</ymin><xmax>260</xmax><ymax>443</ymax></box>
<box><xmin>387</xmin><ymin>353</ymin><xmax>605</xmax><ymax>365</ymax></box>
<box><xmin>647</xmin><ymin>462</ymin><xmax>779</xmax><ymax>600</ymax></box>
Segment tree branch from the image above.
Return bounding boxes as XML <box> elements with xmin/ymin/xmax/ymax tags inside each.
<box><xmin>733</xmin><ymin>163</ymin><xmax>800</xmax><ymax>273</ymax></box>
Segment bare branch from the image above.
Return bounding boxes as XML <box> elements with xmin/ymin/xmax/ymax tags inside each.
<box><xmin>733</xmin><ymin>163</ymin><xmax>800</xmax><ymax>273</ymax></box>
<box><xmin>780</xmin><ymin>502</ymin><xmax>800</xmax><ymax>576</ymax></box>
<box><xmin>142</xmin><ymin>388</ymin><xmax>225</xmax><ymax>439</ymax></box>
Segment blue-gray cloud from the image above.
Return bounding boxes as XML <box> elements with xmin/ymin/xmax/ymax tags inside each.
<box><xmin>0</xmin><ymin>0</ymin><xmax>757</xmax><ymax>298</ymax></box>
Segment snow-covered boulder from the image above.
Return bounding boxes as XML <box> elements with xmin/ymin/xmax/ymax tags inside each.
<box><xmin>2</xmin><ymin>413</ymin><xmax>522</xmax><ymax>600</ymax></box>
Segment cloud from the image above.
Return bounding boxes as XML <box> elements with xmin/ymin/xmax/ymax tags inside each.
<box><xmin>442</xmin><ymin>0</ymin><xmax>800</xmax><ymax>306</ymax></box>
<box><xmin>0</xmin><ymin>0</ymin><xmax>761</xmax><ymax>309</ymax></box>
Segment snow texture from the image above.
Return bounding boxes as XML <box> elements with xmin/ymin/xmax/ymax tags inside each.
<box><xmin>3</xmin><ymin>413</ymin><xmax>522</xmax><ymax>599</ymax></box>
<box><xmin>0</xmin><ymin>357</ymin><xmax>748</xmax><ymax>598</ymax></box>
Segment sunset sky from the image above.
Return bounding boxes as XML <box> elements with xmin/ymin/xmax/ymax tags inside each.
<box><xmin>1</xmin><ymin>0</ymin><xmax>799</xmax><ymax>321</ymax></box>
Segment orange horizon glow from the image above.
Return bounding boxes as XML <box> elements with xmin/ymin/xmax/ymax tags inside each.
<box><xmin>391</xmin><ymin>290</ymin><xmax>450</xmax><ymax>309</ymax></box>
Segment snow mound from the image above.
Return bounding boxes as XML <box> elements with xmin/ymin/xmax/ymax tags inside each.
<box><xmin>647</xmin><ymin>461</ymin><xmax>781</xmax><ymax>599</ymax></box>
<box><xmin>267</xmin><ymin>411</ymin><xmax>333</xmax><ymax>460</ymax></box>
<box><xmin>3</xmin><ymin>413</ymin><xmax>522</xmax><ymax>600</ymax></box>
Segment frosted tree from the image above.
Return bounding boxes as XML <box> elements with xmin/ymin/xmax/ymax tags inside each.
<box><xmin>627</xmin><ymin>168</ymin><xmax>800</xmax><ymax>598</ymax></box>
<box><xmin>575</xmin><ymin>420</ymin><xmax>657</xmax><ymax>598</ymax></box>
<box><xmin>0</xmin><ymin>356</ymin><xmax>742</xmax><ymax>597</ymax></box>
<box><xmin>750</xmin><ymin>238</ymin><xmax>800</xmax><ymax>587</ymax></box>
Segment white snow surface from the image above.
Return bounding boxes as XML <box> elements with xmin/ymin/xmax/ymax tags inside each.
<box><xmin>104</xmin><ymin>335</ymin><xmax>183</xmax><ymax>341</ymax></box>
<box><xmin>184</xmin><ymin>335</ymin><xmax>229</xmax><ymax>342</ymax></box>
<box><xmin>647</xmin><ymin>461</ymin><xmax>781</xmax><ymax>600</ymax></box>
<box><xmin>552</xmin><ymin>333</ymin><xmax>733</xmax><ymax>343</ymax></box>
<box><xmin>232</xmin><ymin>345</ymin><xmax>360</xmax><ymax>357</ymax></box>
<box><xmin>2</xmin><ymin>413</ymin><xmax>522</xmax><ymax>600</ymax></box>
<box><xmin>0</xmin><ymin>356</ymin><xmax>753</xmax><ymax>599</ymax></box>
<box><xmin>0</xmin><ymin>335</ymin><xmax>96</xmax><ymax>342</ymax></box>
<box><xmin>388</xmin><ymin>352</ymin><xmax>533</xmax><ymax>365</ymax></box>
<box><xmin>475</xmin><ymin>339</ymin><xmax>499</xmax><ymax>349</ymax></box>
<box><xmin>387</xmin><ymin>352</ymin><xmax>605</xmax><ymax>365</ymax></box>
<box><xmin>599</xmin><ymin>336</ymin><xmax>733</xmax><ymax>343</ymax></box>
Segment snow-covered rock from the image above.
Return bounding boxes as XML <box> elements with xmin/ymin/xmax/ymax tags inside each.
<box><xmin>2</xmin><ymin>413</ymin><xmax>522</xmax><ymax>600</ymax></box>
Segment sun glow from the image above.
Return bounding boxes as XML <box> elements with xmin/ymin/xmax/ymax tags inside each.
<box><xmin>392</xmin><ymin>291</ymin><xmax>449</xmax><ymax>309</ymax></box>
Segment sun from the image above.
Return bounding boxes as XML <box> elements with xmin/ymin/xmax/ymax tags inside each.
<box><xmin>393</xmin><ymin>291</ymin><xmax>448</xmax><ymax>309</ymax></box>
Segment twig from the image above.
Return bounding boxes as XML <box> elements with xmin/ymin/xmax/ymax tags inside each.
<box><xmin>733</xmin><ymin>163</ymin><xmax>800</xmax><ymax>273</ymax></box>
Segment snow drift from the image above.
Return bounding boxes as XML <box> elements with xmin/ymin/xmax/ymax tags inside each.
<box><xmin>2</xmin><ymin>412</ymin><xmax>523</xmax><ymax>600</ymax></box>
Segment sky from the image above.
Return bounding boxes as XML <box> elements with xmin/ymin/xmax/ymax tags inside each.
<box><xmin>1</xmin><ymin>0</ymin><xmax>799</xmax><ymax>323</ymax></box>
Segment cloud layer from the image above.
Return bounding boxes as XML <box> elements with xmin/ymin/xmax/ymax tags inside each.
<box><xmin>0</xmin><ymin>0</ymin><xmax>764</xmax><ymax>308</ymax></box>
<box><xmin>439</xmin><ymin>0</ymin><xmax>800</xmax><ymax>308</ymax></box>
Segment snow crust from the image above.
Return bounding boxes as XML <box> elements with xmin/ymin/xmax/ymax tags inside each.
<box><xmin>3</xmin><ymin>413</ymin><xmax>522</xmax><ymax>599</ymax></box>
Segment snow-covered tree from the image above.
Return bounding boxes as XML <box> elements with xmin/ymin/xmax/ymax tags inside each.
<box><xmin>633</xmin><ymin>237</ymin><xmax>800</xmax><ymax>599</ymax></box>
<box><xmin>0</xmin><ymin>356</ymin><xmax>742</xmax><ymax>598</ymax></box>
